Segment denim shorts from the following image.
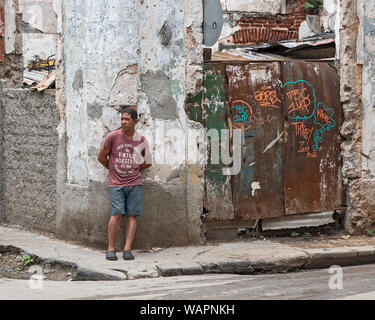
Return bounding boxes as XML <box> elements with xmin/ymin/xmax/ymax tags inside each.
<box><xmin>109</xmin><ymin>185</ymin><xmax>142</xmax><ymax>217</ymax></box>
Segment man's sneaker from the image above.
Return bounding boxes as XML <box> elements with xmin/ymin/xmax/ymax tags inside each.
<box><xmin>123</xmin><ymin>250</ymin><xmax>134</xmax><ymax>260</ymax></box>
<box><xmin>106</xmin><ymin>250</ymin><xmax>118</xmax><ymax>261</ymax></box>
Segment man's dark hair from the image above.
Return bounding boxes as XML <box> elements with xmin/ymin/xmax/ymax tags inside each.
<box><xmin>121</xmin><ymin>108</ymin><xmax>138</xmax><ymax>120</ymax></box>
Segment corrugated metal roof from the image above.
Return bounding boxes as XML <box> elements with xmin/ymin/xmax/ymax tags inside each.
<box><xmin>23</xmin><ymin>70</ymin><xmax>49</xmax><ymax>84</ymax></box>
<box><xmin>212</xmin><ymin>33</ymin><xmax>336</xmax><ymax>62</ymax></box>
<box><xmin>211</xmin><ymin>48</ymin><xmax>288</xmax><ymax>62</ymax></box>
<box><xmin>23</xmin><ymin>69</ymin><xmax>55</xmax><ymax>91</ymax></box>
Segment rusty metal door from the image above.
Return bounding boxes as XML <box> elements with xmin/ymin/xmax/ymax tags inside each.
<box><xmin>203</xmin><ymin>60</ymin><xmax>343</xmax><ymax>223</ymax></box>
<box><xmin>227</xmin><ymin>63</ymin><xmax>285</xmax><ymax>220</ymax></box>
<box><xmin>281</xmin><ymin>61</ymin><xmax>343</xmax><ymax>215</ymax></box>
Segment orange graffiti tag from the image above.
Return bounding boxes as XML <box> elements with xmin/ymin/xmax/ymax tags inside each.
<box><xmin>292</xmin><ymin>122</ymin><xmax>318</xmax><ymax>158</ymax></box>
<box><xmin>316</xmin><ymin>109</ymin><xmax>332</xmax><ymax>124</ymax></box>
<box><xmin>286</xmin><ymin>88</ymin><xmax>311</xmax><ymax>114</ymax></box>
<box><xmin>254</xmin><ymin>86</ymin><xmax>281</xmax><ymax>108</ymax></box>
<box><xmin>292</xmin><ymin>122</ymin><xmax>313</xmax><ymax>140</ymax></box>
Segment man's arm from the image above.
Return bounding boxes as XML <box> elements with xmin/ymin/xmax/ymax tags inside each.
<box><xmin>98</xmin><ymin>145</ymin><xmax>111</xmax><ymax>169</ymax></box>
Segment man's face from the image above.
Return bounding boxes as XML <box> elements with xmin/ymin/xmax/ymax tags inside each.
<box><xmin>121</xmin><ymin>112</ymin><xmax>137</xmax><ymax>131</ymax></box>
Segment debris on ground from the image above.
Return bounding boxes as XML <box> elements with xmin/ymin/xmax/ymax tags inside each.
<box><xmin>0</xmin><ymin>246</ymin><xmax>77</xmax><ymax>281</ymax></box>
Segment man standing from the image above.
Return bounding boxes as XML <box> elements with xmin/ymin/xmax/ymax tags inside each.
<box><xmin>98</xmin><ymin>108</ymin><xmax>152</xmax><ymax>261</ymax></box>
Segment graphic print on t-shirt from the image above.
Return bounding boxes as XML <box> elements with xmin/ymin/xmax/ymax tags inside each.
<box><xmin>114</xmin><ymin>142</ymin><xmax>141</xmax><ymax>175</ymax></box>
<box><xmin>103</xmin><ymin>129</ymin><xmax>151</xmax><ymax>187</ymax></box>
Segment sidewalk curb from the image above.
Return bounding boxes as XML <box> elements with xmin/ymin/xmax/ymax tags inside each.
<box><xmin>154</xmin><ymin>247</ymin><xmax>375</xmax><ymax>278</ymax></box>
<box><xmin>75</xmin><ymin>267</ymin><xmax>126</xmax><ymax>281</ymax></box>
<box><xmin>302</xmin><ymin>247</ymin><xmax>375</xmax><ymax>270</ymax></box>
<box><xmin>4</xmin><ymin>245</ymin><xmax>375</xmax><ymax>280</ymax></box>
<box><xmin>2</xmin><ymin>227</ymin><xmax>375</xmax><ymax>281</ymax></box>
<box><xmin>156</xmin><ymin>263</ymin><xmax>204</xmax><ymax>277</ymax></box>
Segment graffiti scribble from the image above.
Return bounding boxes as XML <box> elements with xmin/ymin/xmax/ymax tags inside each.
<box><xmin>283</xmin><ymin>80</ymin><xmax>336</xmax><ymax>156</ymax></box>
<box><xmin>286</xmin><ymin>88</ymin><xmax>311</xmax><ymax>114</ymax></box>
<box><xmin>283</xmin><ymin>80</ymin><xmax>316</xmax><ymax>121</ymax></box>
<box><xmin>254</xmin><ymin>86</ymin><xmax>282</xmax><ymax>108</ymax></box>
<box><xmin>231</xmin><ymin>100</ymin><xmax>252</xmax><ymax>131</ymax></box>
<box><xmin>312</xmin><ymin>102</ymin><xmax>336</xmax><ymax>151</ymax></box>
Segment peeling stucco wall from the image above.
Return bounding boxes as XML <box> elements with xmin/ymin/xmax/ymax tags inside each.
<box><xmin>19</xmin><ymin>0</ymin><xmax>58</xmax><ymax>68</ymax></box>
<box><xmin>339</xmin><ymin>0</ymin><xmax>375</xmax><ymax>232</ymax></box>
<box><xmin>321</xmin><ymin>0</ymin><xmax>338</xmax><ymax>33</ymax></box>
<box><xmin>56</xmin><ymin>0</ymin><xmax>205</xmax><ymax>249</ymax></box>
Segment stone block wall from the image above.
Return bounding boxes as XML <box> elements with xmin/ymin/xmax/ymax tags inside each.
<box><xmin>0</xmin><ymin>88</ymin><xmax>59</xmax><ymax>232</ymax></box>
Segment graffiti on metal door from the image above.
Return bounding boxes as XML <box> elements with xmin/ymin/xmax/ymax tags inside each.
<box><xmin>283</xmin><ymin>80</ymin><xmax>336</xmax><ymax>158</ymax></box>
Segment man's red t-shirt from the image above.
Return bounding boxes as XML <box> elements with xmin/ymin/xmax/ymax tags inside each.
<box><xmin>103</xmin><ymin>129</ymin><xmax>152</xmax><ymax>187</ymax></box>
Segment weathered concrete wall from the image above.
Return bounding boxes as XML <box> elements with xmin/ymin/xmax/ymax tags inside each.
<box><xmin>0</xmin><ymin>0</ymin><xmax>22</xmax><ymax>87</ymax></box>
<box><xmin>339</xmin><ymin>0</ymin><xmax>375</xmax><ymax>232</ymax></box>
<box><xmin>56</xmin><ymin>0</ymin><xmax>205</xmax><ymax>249</ymax></box>
<box><xmin>356</xmin><ymin>0</ymin><xmax>375</xmax><ymax>230</ymax></box>
<box><xmin>0</xmin><ymin>81</ymin><xmax>4</xmax><ymax>222</ymax></box>
<box><xmin>321</xmin><ymin>0</ymin><xmax>338</xmax><ymax>32</ymax></box>
<box><xmin>0</xmin><ymin>88</ymin><xmax>59</xmax><ymax>232</ymax></box>
<box><xmin>136</xmin><ymin>0</ymin><xmax>205</xmax><ymax>247</ymax></box>
<box><xmin>0</xmin><ymin>0</ymin><xmax>5</xmax><ymax>63</ymax></box>
<box><xmin>55</xmin><ymin>0</ymin><xmax>139</xmax><ymax>248</ymax></box>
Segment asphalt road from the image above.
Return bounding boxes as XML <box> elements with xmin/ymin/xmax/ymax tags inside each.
<box><xmin>1</xmin><ymin>264</ymin><xmax>375</xmax><ymax>300</ymax></box>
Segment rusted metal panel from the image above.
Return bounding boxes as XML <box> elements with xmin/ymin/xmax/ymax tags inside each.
<box><xmin>204</xmin><ymin>64</ymin><xmax>234</xmax><ymax>220</ymax></box>
<box><xmin>281</xmin><ymin>61</ymin><xmax>343</xmax><ymax>215</ymax></box>
<box><xmin>227</xmin><ymin>63</ymin><xmax>285</xmax><ymax>220</ymax></box>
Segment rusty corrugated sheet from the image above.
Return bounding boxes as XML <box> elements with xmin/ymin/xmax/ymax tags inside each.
<box><xmin>281</xmin><ymin>60</ymin><xmax>343</xmax><ymax>215</ymax></box>
<box><xmin>227</xmin><ymin>63</ymin><xmax>285</xmax><ymax>220</ymax></box>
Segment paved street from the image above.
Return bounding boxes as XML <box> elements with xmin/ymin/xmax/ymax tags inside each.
<box><xmin>1</xmin><ymin>264</ymin><xmax>375</xmax><ymax>300</ymax></box>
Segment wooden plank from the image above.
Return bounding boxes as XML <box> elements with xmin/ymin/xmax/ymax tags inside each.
<box><xmin>30</xmin><ymin>71</ymin><xmax>56</xmax><ymax>92</ymax></box>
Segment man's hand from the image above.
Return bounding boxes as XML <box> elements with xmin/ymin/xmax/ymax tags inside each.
<box><xmin>98</xmin><ymin>145</ymin><xmax>110</xmax><ymax>169</ymax></box>
<box><xmin>139</xmin><ymin>163</ymin><xmax>152</xmax><ymax>172</ymax></box>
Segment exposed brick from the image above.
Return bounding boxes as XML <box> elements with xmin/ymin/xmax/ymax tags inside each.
<box><xmin>230</xmin><ymin>27</ymin><xmax>298</xmax><ymax>45</ymax></box>
<box><xmin>229</xmin><ymin>5</ymin><xmax>306</xmax><ymax>46</ymax></box>
<box><xmin>0</xmin><ymin>7</ymin><xmax>4</xmax><ymax>25</ymax></box>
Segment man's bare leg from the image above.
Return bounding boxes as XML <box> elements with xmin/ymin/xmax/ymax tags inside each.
<box><xmin>108</xmin><ymin>215</ymin><xmax>122</xmax><ymax>251</ymax></box>
<box><xmin>124</xmin><ymin>216</ymin><xmax>137</xmax><ymax>251</ymax></box>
